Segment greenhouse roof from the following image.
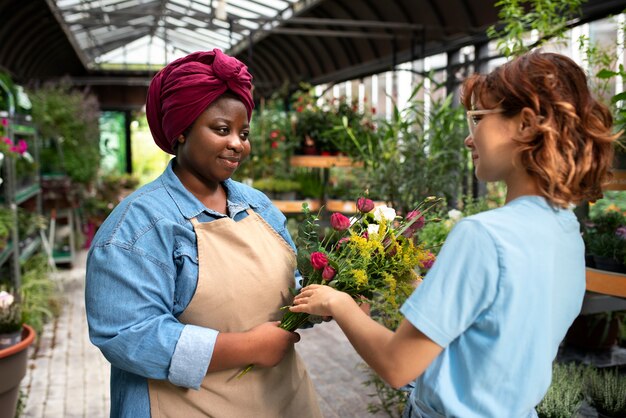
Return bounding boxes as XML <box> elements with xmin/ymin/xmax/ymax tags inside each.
<box><xmin>2</xmin><ymin>0</ymin><xmax>626</xmax><ymax>107</ymax></box>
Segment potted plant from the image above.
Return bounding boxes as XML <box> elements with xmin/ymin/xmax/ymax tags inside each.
<box><xmin>583</xmin><ymin>211</ymin><xmax>626</xmax><ymax>273</ymax></box>
<box><xmin>0</xmin><ymin>290</ymin><xmax>36</xmax><ymax>418</ymax></box>
<box><xmin>585</xmin><ymin>366</ymin><xmax>626</xmax><ymax>418</ymax></box>
<box><xmin>536</xmin><ymin>362</ymin><xmax>585</xmax><ymax>418</ymax></box>
<box><xmin>252</xmin><ymin>177</ymin><xmax>301</xmax><ymax>200</ymax></box>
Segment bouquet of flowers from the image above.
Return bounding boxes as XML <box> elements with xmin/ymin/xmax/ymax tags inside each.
<box><xmin>238</xmin><ymin>196</ymin><xmax>440</xmax><ymax>377</ymax></box>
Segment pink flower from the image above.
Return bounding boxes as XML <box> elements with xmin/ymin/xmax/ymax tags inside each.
<box><xmin>421</xmin><ymin>252</ymin><xmax>435</xmax><ymax>270</ymax></box>
<box><xmin>310</xmin><ymin>252</ymin><xmax>328</xmax><ymax>270</ymax></box>
<box><xmin>1</xmin><ymin>118</ymin><xmax>7</xmax><ymax>127</ymax></box>
<box><xmin>15</xmin><ymin>139</ymin><xmax>27</xmax><ymax>154</ymax></box>
<box><xmin>617</xmin><ymin>226</ymin><xmax>626</xmax><ymax>240</ymax></box>
<box><xmin>402</xmin><ymin>210</ymin><xmax>425</xmax><ymax>237</ymax></box>
<box><xmin>356</xmin><ymin>197</ymin><xmax>374</xmax><ymax>213</ymax></box>
<box><xmin>322</xmin><ymin>265</ymin><xmax>336</xmax><ymax>281</ymax></box>
<box><xmin>330</xmin><ymin>213</ymin><xmax>350</xmax><ymax>231</ymax></box>
<box><xmin>336</xmin><ymin>237</ymin><xmax>350</xmax><ymax>249</ymax></box>
<box><xmin>270</xmin><ymin>130</ymin><xmax>280</xmax><ymax>139</ymax></box>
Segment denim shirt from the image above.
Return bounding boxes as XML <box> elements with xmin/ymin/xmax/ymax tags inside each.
<box><xmin>85</xmin><ymin>159</ymin><xmax>299</xmax><ymax>418</ymax></box>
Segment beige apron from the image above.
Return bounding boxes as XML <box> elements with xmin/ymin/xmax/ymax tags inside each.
<box><xmin>148</xmin><ymin>210</ymin><xmax>322</xmax><ymax>418</ymax></box>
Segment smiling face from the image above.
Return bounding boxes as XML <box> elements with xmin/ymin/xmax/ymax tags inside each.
<box><xmin>174</xmin><ymin>95</ymin><xmax>251</xmax><ymax>191</ymax></box>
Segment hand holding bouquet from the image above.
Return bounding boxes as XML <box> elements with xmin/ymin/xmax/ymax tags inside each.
<box><xmin>237</xmin><ymin>196</ymin><xmax>440</xmax><ymax>377</ymax></box>
<box><xmin>282</xmin><ymin>196</ymin><xmax>439</xmax><ymax>330</ymax></box>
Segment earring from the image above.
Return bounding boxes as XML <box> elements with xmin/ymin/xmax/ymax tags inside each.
<box><xmin>177</xmin><ymin>134</ymin><xmax>185</xmax><ymax>144</ymax></box>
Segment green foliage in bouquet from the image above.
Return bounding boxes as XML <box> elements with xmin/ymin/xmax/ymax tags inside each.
<box><xmin>238</xmin><ymin>196</ymin><xmax>441</xmax><ymax>378</ymax></box>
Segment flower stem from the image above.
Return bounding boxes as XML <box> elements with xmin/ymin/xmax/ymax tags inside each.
<box><xmin>236</xmin><ymin>310</ymin><xmax>310</xmax><ymax>379</ymax></box>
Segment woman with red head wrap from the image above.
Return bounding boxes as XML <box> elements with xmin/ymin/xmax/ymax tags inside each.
<box><xmin>86</xmin><ymin>49</ymin><xmax>322</xmax><ymax>418</ymax></box>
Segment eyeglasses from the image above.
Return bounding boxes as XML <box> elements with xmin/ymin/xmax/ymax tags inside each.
<box><xmin>466</xmin><ymin>108</ymin><xmax>505</xmax><ymax>137</ymax></box>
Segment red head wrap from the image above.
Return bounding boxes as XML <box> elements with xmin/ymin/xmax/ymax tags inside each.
<box><xmin>146</xmin><ymin>48</ymin><xmax>254</xmax><ymax>154</ymax></box>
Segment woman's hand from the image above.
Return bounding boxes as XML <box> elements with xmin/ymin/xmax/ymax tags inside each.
<box><xmin>209</xmin><ymin>321</ymin><xmax>299</xmax><ymax>371</ymax></box>
<box><xmin>290</xmin><ymin>284</ymin><xmax>353</xmax><ymax>317</ymax></box>
<box><xmin>248</xmin><ymin>322</ymin><xmax>300</xmax><ymax>368</ymax></box>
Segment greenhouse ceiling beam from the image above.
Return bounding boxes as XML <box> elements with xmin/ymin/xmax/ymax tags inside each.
<box><xmin>67</xmin><ymin>76</ymin><xmax>152</xmax><ymax>86</ymax></box>
<box><xmin>44</xmin><ymin>0</ymin><xmax>91</xmax><ymax>69</ymax></box>
<box><xmin>83</xmin><ymin>28</ymin><xmax>152</xmax><ymax>56</ymax></box>
<box><xmin>258</xmin><ymin>27</ymin><xmax>410</xmax><ymax>39</ymax></box>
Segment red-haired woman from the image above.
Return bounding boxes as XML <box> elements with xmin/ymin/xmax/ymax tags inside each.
<box><xmin>291</xmin><ymin>51</ymin><xmax>617</xmax><ymax>418</ymax></box>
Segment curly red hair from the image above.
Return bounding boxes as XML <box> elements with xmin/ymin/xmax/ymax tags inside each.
<box><xmin>462</xmin><ymin>51</ymin><xmax>618</xmax><ymax>208</ymax></box>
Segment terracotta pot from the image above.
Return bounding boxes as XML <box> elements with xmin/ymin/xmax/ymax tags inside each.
<box><xmin>0</xmin><ymin>324</ymin><xmax>36</xmax><ymax>418</ymax></box>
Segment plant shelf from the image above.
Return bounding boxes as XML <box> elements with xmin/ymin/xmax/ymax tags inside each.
<box><xmin>289</xmin><ymin>155</ymin><xmax>363</xmax><ymax>168</ymax></box>
<box><xmin>0</xmin><ymin>241</ymin><xmax>13</xmax><ymax>267</ymax></box>
<box><xmin>272</xmin><ymin>199</ymin><xmax>321</xmax><ymax>214</ymax></box>
<box><xmin>585</xmin><ymin>267</ymin><xmax>626</xmax><ymax>298</ymax></box>
<box><xmin>604</xmin><ymin>169</ymin><xmax>626</xmax><ymax>191</ymax></box>
<box><xmin>18</xmin><ymin>236</ymin><xmax>41</xmax><ymax>262</ymax></box>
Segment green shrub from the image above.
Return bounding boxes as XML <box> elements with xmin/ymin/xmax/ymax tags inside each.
<box><xmin>536</xmin><ymin>362</ymin><xmax>585</xmax><ymax>418</ymax></box>
<box><xmin>19</xmin><ymin>254</ymin><xmax>61</xmax><ymax>335</ymax></box>
<box><xmin>585</xmin><ymin>367</ymin><xmax>626</xmax><ymax>417</ymax></box>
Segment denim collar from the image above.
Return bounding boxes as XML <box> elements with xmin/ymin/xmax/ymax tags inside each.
<box><xmin>160</xmin><ymin>158</ymin><xmax>255</xmax><ymax>219</ymax></box>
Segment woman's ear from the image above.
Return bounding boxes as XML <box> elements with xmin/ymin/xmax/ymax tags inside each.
<box><xmin>519</xmin><ymin>108</ymin><xmax>536</xmax><ymax>132</ymax></box>
<box><xmin>177</xmin><ymin>134</ymin><xmax>185</xmax><ymax>144</ymax></box>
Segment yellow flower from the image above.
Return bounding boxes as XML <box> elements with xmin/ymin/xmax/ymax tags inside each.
<box><xmin>351</xmin><ymin>269</ymin><xmax>368</xmax><ymax>287</ymax></box>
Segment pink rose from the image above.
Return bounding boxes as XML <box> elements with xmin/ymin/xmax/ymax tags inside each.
<box><xmin>330</xmin><ymin>213</ymin><xmax>350</xmax><ymax>231</ymax></box>
<box><xmin>322</xmin><ymin>265</ymin><xmax>336</xmax><ymax>281</ymax></box>
<box><xmin>310</xmin><ymin>252</ymin><xmax>328</xmax><ymax>270</ymax></box>
<box><xmin>356</xmin><ymin>197</ymin><xmax>374</xmax><ymax>213</ymax></box>
<box><xmin>336</xmin><ymin>237</ymin><xmax>350</xmax><ymax>249</ymax></box>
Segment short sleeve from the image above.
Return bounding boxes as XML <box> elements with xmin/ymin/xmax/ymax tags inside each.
<box><xmin>400</xmin><ymin>219</ymin><xmax>500</xmax><ymax>347</ymax></box>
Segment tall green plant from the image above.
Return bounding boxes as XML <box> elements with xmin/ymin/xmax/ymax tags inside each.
<box><xmin>345</xmin><ymin>81</ymin><xmax>467</xmax><ymax>214</ymax></box>
<box><xmin>585</xmin><ymin>367</ymin><xmax>626</xmax><ymax>417</ymax></box>
<box><xmin>536</xmin><ymin>362</ymin><xmax>585</xmax><ymax>418</ymax></box>
<box><xmin>29</xmin><ymin>80</ymin><xmax>101</xmax><ymax>185</ymax></box>
<box><xmin>487</xmin><ymin>0</ymin><xmax>585</xmax><ymax>58</ymax></box>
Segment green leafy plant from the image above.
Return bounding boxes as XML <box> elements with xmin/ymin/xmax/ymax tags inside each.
<box><xmin>0</xmin><ymin>290</ymin><xmax>22</xmax><ymax>334</ymax></box>
<box><xmin>583</xmin><ymin>211</ymin><xmax>626</xmax><ymax>266</ymax></box>
<box><xmin>19</xmin><ymin>253</ymin><xmax>61</xmax><ymax>335</ymax></box>
<box><xmin>252</xmin><ymin>178</ymin><xmax>301</xmax><ymax>195</ymax></box>
<box><xmin>585</xmin><ymin>367</ymin><xmax>626</xmax><ymax>417</ymax></box>
<box><xmin>487</xmin><ymin>0</ymin><xmax>585</xmax><ymax>58</ymax></box>
<box><xmin>29</xmin><ymin>79</ymin><xmax>101</xmax><ymax>185</ymax></box>
<box><xmin>536</xmin><ymin>362</ymin><xmax>585</xmax><ymax>418</ymax></box>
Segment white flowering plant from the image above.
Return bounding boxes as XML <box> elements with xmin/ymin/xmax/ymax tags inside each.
<box><xmin>0</xmin><ymin>290</ymin><xmax>21</xmax><ymax>334</ymax></box>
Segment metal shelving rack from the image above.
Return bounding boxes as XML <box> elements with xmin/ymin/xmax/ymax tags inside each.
<box><xmin>0</xmin><ymin>84</ymin><xmax>42</xmax><ymax>291</ymax></box>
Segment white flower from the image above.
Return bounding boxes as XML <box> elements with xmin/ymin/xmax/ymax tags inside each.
<box><xmin>447</xmin><ymin>209</ymin><xmax>463</xmax><ymax>223</ymax></box>
<box><xmin>373</xmin><ymin>205</ymin><xmax>396</xmax><ymax>222</ymax></box>
<box><xmin>0</xmin><ymin>291</ymin><xmax>14</xmax><ymax>310</ymax></box>
<box><xmin>367</xmin><ymin>224</ymin><xmax>380</xmax><ymax>235</ymax></box>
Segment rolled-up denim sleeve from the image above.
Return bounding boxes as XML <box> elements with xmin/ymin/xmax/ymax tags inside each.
<box><xmin>85</xmin><ymin>242</ymin><xmax>217</xmax><ymax>388</ymax></box>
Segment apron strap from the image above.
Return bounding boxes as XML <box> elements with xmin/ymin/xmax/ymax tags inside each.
<box><xmin>189</xmin><ymin>217</ymin><xmax>200</xmax><ymax>226</ymax></box>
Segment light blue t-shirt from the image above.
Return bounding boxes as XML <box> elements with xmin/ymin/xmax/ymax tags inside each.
<box><xmin>400</xmin><ymin>196</ymin><xmax>586</xmax><ymax>418</ymax></box>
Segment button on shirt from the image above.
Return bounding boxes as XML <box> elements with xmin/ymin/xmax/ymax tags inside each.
<box><xmin>85</xmin><ymin>160</ymin><xmax>299</xmax><ymax>418</ymax></box>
